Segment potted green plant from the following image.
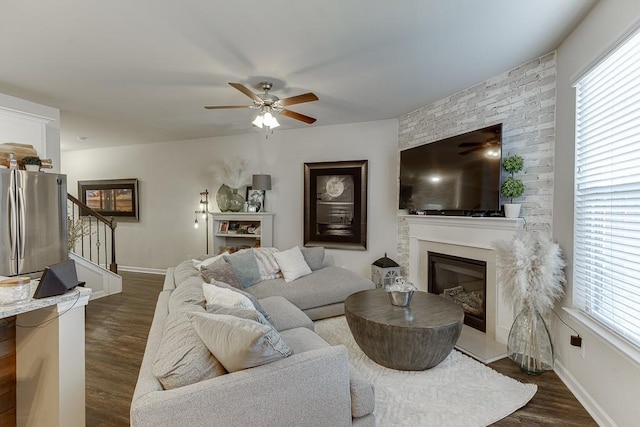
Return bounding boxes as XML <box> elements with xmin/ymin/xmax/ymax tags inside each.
<box><xmin>501</xmin><ymin>155</ymin><xmax>525</xmax><ymax>218</ymax></box>
<box><xmin>22</xmin><ymin>156</ymin><xmax>42</xmax><ymax>172</ymax></box>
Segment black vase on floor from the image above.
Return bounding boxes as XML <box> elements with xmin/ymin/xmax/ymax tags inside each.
<box><xmin>507</xmin><ymin>306</ymin><xmax>554</xmax><ymax>375</ymax></box>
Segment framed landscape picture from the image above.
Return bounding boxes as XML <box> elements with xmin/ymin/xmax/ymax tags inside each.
<box><xmin>304</xmin><ymin>160</ymin><xmax>368</xmax><ymax>250</ymax></box>
<box><xmin>78</xmin><ymin>178</ymin><xmax>139</xmax><ymax>221</ymax></box>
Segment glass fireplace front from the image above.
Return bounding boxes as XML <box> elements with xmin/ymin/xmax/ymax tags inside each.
<box><xmin>428</xmin><ymin>252</ymin><xmax>486</xmax><ymax>332</ymax></box>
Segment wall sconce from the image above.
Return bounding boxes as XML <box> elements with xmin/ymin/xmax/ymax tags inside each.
<box><xmin>194</xmin><ymin>189</ymin><xmax>210</xmax><ymax>253</ymax></box>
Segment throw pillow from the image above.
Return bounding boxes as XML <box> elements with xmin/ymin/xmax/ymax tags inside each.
<box><xmin>202</xmin><ymin>282</ymin><xmax>254</xmax><ymax>310</ymax></box>
<box><xmin>200</xmin><ymin>258</ymin><xmax>242</xmax><ymax>289</ymax></box>
<box><xmin>188</xmin><ymin>312</ymin><xmax>293</xmax><ymax>372</ymax></box>
<box><xmin>300</xmin><ymin>246</ymin><xmax>325</xmax><ymax>271</ymax></box>
<box><xmin>205</xmin><ymin>303</ymin><xmax>271</xmax><ymax>327</ymax></box>
<box><xmin>211</xmin><ymin>280</ymin><xmax>271</xmax><ymax>321</ymax></box>
<box><xmin>273</xmin><ymin>246</ymin><xmax>312</xmax><ymax>282</ymax></box>
<box><xmin>152</xmin><ymin>305</ymin><xmax>226</xmax><ymax>390</ymax></box>
<box><xmin>168</xmin><ymin>276</ymin><xmax>206</xmax><ymax>312</ymax></box>
<box><xmin>223</xmin><ymin>250</ymin><xmax>262</xmax><ymax>288</ymax></box>
<box><xmin>252</xmin><ymin>247</ymin><xmax>282</xmax><ymax>280</ymax></box>
<box><xmin>192</xmin><ymin>251</ymin><xmax>229</xmax><ymax>271</ymax></box>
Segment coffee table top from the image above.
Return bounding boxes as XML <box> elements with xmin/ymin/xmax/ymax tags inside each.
<box><xmin>344</xmin><ymin>289</ymin><xmax>463</xmax><ymax>329</ymax></box>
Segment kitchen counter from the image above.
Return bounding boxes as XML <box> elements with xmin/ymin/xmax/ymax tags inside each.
<box><xmin>0</xmin><ymin>278</ymin><xmax>91</xmax><ymax>427</ymax></box>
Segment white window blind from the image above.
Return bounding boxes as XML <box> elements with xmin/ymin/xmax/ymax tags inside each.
<box><xmin>574</xmin><ymin>28</ymin><xmax>640</xmax><ymax>348</ymax></box>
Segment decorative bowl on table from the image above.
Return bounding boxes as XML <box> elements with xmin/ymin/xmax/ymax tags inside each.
<box><xmin>385</xmin><ymin>277</ymin><xmax>417</xmax><ymax>307</ymax></box>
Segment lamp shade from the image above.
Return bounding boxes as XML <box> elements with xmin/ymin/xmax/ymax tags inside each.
<box><xmin>252</xmin><ymin>174</ymin><xmax>272</xmax><ymax>191</ymax></box>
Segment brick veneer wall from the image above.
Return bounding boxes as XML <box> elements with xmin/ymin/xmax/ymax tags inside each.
<box><xmin>396</xmin><ymin>52</ymin><xmax>556</xmax><ymax>272</ymax></box>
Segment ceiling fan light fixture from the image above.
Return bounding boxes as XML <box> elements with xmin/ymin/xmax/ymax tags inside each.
<box><xmin>252</xmin><ymin>114</ymin><xmax>264</xmax><ymax>128</ymax></box>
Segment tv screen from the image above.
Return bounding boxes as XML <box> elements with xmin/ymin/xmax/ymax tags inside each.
<box><xmin>399</xmin><ymin>124</ymin><xmax>502</xmax><ymax>214</ymax></box>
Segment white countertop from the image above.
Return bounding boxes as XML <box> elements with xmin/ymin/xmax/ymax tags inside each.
<box><xmin>0</xmin><ymin>278</ymin><xmax>91</xmax><ymax>319</ymax></box>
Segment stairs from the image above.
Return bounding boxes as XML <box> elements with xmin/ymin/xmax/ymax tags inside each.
<box><xmin>71</xmin><ymin>252</ymin><xmax>122</xmax><ymax>300</ymax></box>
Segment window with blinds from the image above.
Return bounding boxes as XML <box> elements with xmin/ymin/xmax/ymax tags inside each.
<box><xmin>574</xmin><ymin>28</ymin><xmax>640</xmax><ymax>348</ymax></box>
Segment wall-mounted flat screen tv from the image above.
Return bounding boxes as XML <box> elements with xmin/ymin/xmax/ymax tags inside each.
<box><xmin>399</xmin><ymin>124</ymin><xmax>503</xmax><ymax>215</ymax></box>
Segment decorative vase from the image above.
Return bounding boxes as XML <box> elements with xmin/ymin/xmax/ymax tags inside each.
<box><xmin>25</xmin><ymin>164</ymin><xmax>40</xmax><ymax>172</ymax></box>
<box><xmin>228</xmin><ymin>188</ymin><xmax>245</xmax><ymax>212</ymax></box>
<box><xmin>504</xmin><ymin>203</ymin><xmax>521</xmax><ymax>218</ymax></box>
<box><xmin>216</xmin><ymin>184</ymin><xmax>232</xmax><ymax>212</ymax></box>
<box><xmin>507</xmin><ymin>306</ymin><xmax>554</xmax><ymax>375</ymax></box>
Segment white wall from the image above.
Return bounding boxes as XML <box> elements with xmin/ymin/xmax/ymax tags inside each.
<box><xmin>62</xmin><ymin>119</ymin><xmax>399</xmax><ymax>277</ymax></box>
<box><xmin>554</xmin><ymin>1</ymin><xmax>640</xmax><ymax>426</ymax></box>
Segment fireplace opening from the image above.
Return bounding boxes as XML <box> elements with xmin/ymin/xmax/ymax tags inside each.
<box><xmin>428</xmin><ymin>252</ymin><xmax>486</xmax><ymax>332</ymax></box>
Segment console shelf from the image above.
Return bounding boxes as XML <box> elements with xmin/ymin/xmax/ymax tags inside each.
<box><xmin>211</xmin><ymin>212</ymin><xmax>274</xmax><ymax>254</ymax></box>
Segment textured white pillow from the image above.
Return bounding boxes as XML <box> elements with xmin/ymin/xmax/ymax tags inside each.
<box><xmin>252</xmin><ymin>247</ymin><xmax>282</xmax><ymax>280</ymax></box>
<box><xmin>189</xmin><ymin>312</ymin><xmax>293</xmax><ymax>372</ymax></box>
<box><xmin>273</xmin><ymin>246</ymin><xmax>312</xmax><ymax>282</ymax></box>
<box><xmin>202</xmin><ymin>282</ymin><xmax>254</xmax><ymax>309</ymax></box>
<box><xmin>192</xmin><ymin>252</ymin><xmax>229</xmax><ymax>271</ymax></box>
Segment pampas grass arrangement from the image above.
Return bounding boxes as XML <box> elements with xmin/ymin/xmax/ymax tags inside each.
<box><xmin>215</xmin><ymin>158</ymin><xmax>251</xmax><ymax>189</ymax></box>
<box><xmin>493</xmin><ymin>230</ymin><xmax>566</xmax><ymax>314</ymax></box>
<box><xmin>494</xmin><ymin>230</ymin><xmax>566</xmax><ymax>374</ymax></box>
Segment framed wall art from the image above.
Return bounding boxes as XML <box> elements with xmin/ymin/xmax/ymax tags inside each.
<box><xmin>304</xmin><ymin>160</ymin><xmax>368</xmax><ymax>250</ymax></box>
<box><xmin>245</xmin><ymin>186</ymin><xmax>266</xmax><ymax>212</ymax></box>
<box><xmin>78</xmin><ymin>178</ymin><xmax>139</xmax><ymax>221</ymax></box>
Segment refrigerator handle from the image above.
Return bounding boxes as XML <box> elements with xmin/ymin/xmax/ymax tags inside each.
<box><xmin>18</xmin><ymin>187</ymin><xmax>26</xmax><ymax>259</ymax></box>
<box><xmin>8</xmin><ymin>185</ymin><xmax>17</xmax><ymax>260</ymax></box>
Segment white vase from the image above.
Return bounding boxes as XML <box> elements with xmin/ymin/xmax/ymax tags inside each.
<box><xmin>504</xmin><ymin>204</ymin><xmax>521</xmax><ymax>218</ymax></box>
<box><xmin>25</xmin><ymin>164</ymin><xmax>40</xmax><ymax>172</ymax></box>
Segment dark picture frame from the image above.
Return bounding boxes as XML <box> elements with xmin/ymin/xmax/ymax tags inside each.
<box><xmin>245</xmin><ymin>186</ymin><xmax>266</xmax><ymax>212</ymax></box>
<box><xmin>304</xmin><ymin>160</ymin><xmax>368</xmax><ymax>250</ymax></box>
<box><xmin>78</xmin><ymin>178</ymin><xmax>139</xmax><ymax>221</ymax></box>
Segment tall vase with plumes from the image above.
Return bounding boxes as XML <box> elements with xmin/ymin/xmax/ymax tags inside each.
<box><xmin>228</xmin><ymin>188</ymin><xmax>245</xmax><ymax>212</ymax></box>
<box><xmin>507</xmin><ymin>305</ymin><xmax>554</xmax><ymax>375</ymax></box>
<box><xmin>216</xmin><ymin>184</ymin><xmax>232</xmax><ymax>212</ymax></box>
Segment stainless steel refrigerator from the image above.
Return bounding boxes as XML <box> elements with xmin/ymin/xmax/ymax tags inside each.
<box><xmin>0</xmin><ymin>169</ymin><xmax>68</xmax><ymax>277</ymax></box>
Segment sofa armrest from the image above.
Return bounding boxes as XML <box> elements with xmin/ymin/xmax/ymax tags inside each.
<box><xmin>131</xmin><ymin>345</ymin><xmax>353</xmax><ymax>427</ymax></box>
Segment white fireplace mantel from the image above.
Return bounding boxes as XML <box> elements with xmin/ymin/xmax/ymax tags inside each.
<box><xmin>402</xmin><ymin>215</ymin><xmax>524</xmax><ymax>362</ymax></box>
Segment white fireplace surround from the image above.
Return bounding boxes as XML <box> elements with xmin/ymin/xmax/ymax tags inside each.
<box><xmin>404</xmin><ymin>215</ymin><xmax>524</xmax><ymax>360</ymax></box>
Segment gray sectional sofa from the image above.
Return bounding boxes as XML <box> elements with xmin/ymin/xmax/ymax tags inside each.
<box><xmin>131</xmin><ymin>252</ymin><xmax>377</xmax><ymax>427</ymax></box>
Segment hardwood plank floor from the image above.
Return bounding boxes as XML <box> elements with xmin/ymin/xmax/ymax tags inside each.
<box><xmin>86</xmin><ymin>272</ymin><xmax>596</xmax><ymax>426</ymax></box>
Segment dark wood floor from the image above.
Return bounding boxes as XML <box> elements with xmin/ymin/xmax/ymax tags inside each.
<box><xmin>85</xmin><ymin>272</ymin><xmax>596</xmax><ymax>426</ymax></box>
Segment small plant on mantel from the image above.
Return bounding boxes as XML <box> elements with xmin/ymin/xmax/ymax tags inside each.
<box><xmin>501</xmin><ymin>155</ymin><xmax>525</xmax><ymax>218</ymax></box>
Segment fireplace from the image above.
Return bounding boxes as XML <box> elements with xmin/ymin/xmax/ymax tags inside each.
<box><xmin>428</xmin><ymin>252</ymin><xmax>486</xmax><ymax>332</ymax></box>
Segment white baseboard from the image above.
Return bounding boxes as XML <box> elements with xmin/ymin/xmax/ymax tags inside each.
<box><xmin>554</xmin><ymin>361</ymin><xmax>616</xmax><ymax>427</ymax></box>
<box><xmin>118</xmin><ymin>265</ymin><xmax>167</xmax><ymax>275</ymax></box>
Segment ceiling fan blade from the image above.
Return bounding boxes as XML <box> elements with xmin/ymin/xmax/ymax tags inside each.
<box><xmin>459</xmin><ymin>147</ymin><xmax>481</xmax><ymax>155</ymax></box>
<box><xmin>280</xmin><ymin>109</ymin><xmax>316</xmax><ymax>124</ymax></box>
<box><xmin>228</xmin><ymin>82</ymin><xmax>262</xmax><ymax>102</ymax></box>
<box><xmin>278</xmin><ymin>92</ymin><xmax>319</xmax><ymax>107</ymax></box>
<box><xmin>204</xmin><ymin>105</ymin><xmax>251</xmax><ymax>109</ymax></box>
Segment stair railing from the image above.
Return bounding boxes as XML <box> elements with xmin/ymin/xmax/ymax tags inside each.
<box><xmin>67</xmin><ymin>194</ymin><xmax>118</xmax><ymax>273</ymax></box>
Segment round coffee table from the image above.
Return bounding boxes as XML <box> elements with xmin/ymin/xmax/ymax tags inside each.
<box><xmin>344</xmin><ymin>289</ymin><xmax>464</xmax><ymax>370</ymax></box>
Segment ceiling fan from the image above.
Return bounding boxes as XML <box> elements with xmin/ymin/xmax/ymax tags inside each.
<box><xmin>457</xmin><ymin>141</ymin><xmax>500</xmax><ymax>155</ymax></box>
<box><xmin>205</xmin><ymin>81</ymin><xmax>318</xmax><ymax>126</ymax></box>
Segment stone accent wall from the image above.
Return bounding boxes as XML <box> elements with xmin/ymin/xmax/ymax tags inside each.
<box><xmin>396</xmin><ymin>52</ymin><xmax>556</xmax><ymax>272</ymax></box>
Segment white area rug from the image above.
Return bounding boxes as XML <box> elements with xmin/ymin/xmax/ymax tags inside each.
<box><xmin>314</xmin><ymin>316</ymin><xmax>537</xmax><ymax>427</ymax></box>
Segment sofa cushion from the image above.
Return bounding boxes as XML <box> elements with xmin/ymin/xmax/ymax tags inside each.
<box><xmin>280</xmin><ymin>327</ymin><xmax>375</xmax><ymax>418</ymax></box>
<box><xmin>300</xmin><ymin>247</ymin><xmax>325</xmax><ymax>271</ymax></box>
<box><xmin>202</xmin><ymin>282</ymin><xmax>254</xmax><ymax>310</ymax></box>
<box><xmin>252</xmin><ymin>247</ymin><xmax>282</xmax><ymax>280</ymax></box>
<box><xmin>168</xmin><ymin>276</ymin><xmax>206</xmax><ymax>312</ymax></box>
<box><xmin>211</xmin><ymin>280</ymin><xmax>271</xmax><ymax>321</ymax></box>
<box><xmin>257</xmin><ymin>296</ymin><xmax>314</xmax><ymax>332</ymax></box>
<box><xmin>246</xmin><ymin>266</ymin><xmax>375</xmax><ymax>311</ymax></box>
<box><xmin>152</xmin><ymin>305</ymin><xmax>226</xmax><ymax>390</ymax></box>
<box><xmin>206</xmin><ymin>303</ymin><xmax>271</xmax><ymax>326</ymax></box>
<box><xmin>189</xmin><ymin>312</ymin><xmax>293</xmax><ymax>372</ymax></box>
<box><xmin>273</xmin><ymin>246</ymin><xmax>312</xmax><ymax>282</ymax></box>
<box><xmin>223</xmin><ymin>250</ymin><xmax>262</xmax><ymax>288</ymax></box>
<box><xmin>192</xmin><ymin>252</ymin><xmax>229</xmax><ymax>270</ymax></box>
<box><xmin>200</xmin><ymin>258</ymin><xmax>242</xmax><ymax>289</ymax></box>
<box><xmin>173</xmin><ymin>260</ymin><xmax>202</xmax><ymax>286</ymax></box>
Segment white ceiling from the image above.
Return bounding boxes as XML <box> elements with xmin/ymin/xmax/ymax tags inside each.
<box><xmin>0</xmin><ymin>0</ymin><xmax>596</xmax><ymax>151</ymax></box>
